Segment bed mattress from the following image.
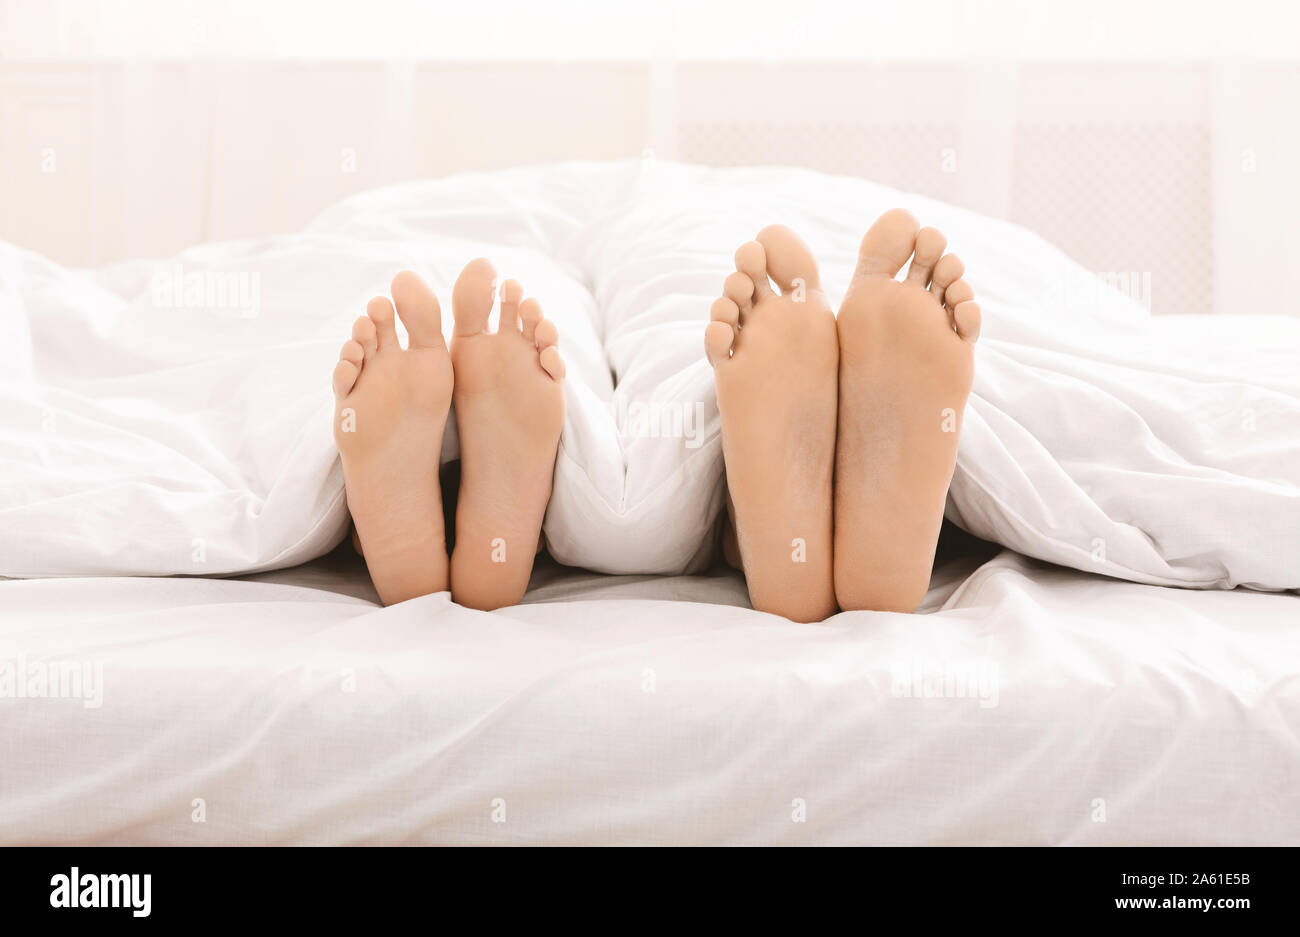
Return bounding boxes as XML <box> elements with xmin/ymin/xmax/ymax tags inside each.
<box><xmin>3</xmin><ymin>542</ymin><xmax>1295</xmax><ymax>845</ymax></box>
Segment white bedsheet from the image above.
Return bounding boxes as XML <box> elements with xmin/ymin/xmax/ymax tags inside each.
<box><xmin>2</xmin><ymin>552</ymin><xmax>1296</xmax><ymax>845</ymax></box>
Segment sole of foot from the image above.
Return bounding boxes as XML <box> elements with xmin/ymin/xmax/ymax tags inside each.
<box><xmin>333</xmin><ymin>271</ymin><xmax>454</xmax><ymax>605</ymax></box>
<box><xmin>448</xmin><ymin>258</ymin><xmax>565</xmax><ymax>611</ymax></box>
<box><xmin>706</xmin><ymin>225</ymin><xmax>838</xmax><ymax>623</ymax></box>
<box><xmin>833</xmin><ymin>208</ymin><xmax>981</xmax><ymax>613</ymax></box>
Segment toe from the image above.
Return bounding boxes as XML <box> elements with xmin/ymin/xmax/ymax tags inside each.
<box><xmin>339</xmin><ymin>339</ymin><xmax>364</xmax><ymax>366</ymax></box>
<box><xmin>366</xmin><ymin>297</ymin><xmax>399</xmax><ymax>350</ymax></box>
<box><xmin>519</xmin><ymin>296</ymin><xmax>542</xmax><ymax>342</ymax></box>
<box><xmin>953</xmin><ymin>301</ymin><xmax>982</xmax><ymax>343</ymax></box>
<box><xmin>704</xmin><ymin>320</ymin><xmax>734</xmax><ymax>367</ymax></box>
<box><xmin>539</xmin><ymin>344</ymin><xmax>566</xmax><ymax>381</ymax></box>
<box><xmin>710</xmin><ymin>296</ymin><xmax>740</xmax><ymax>329</ymax></box>
<box><xmin>944</xmin><ymin>278</ymin><xmax>975</xmax><ymax>313</ymax></box>
<box><xmin>930</xmin><ymin>253</ymin><xmax>965</xmax><ymax>307</ymax></box>
<box><xmin>755</xmin><ymin>224</ymin><xmax>821</xmax><ymax>294</ymax></box>
<box><xmin>710</xmin><ymin>296</ymin><xmax>741</xmax><ymax>355</ymax></box>
<box><xmin>498</xmin><ymin>279</ymin><xmax>524</xmax><ymax>331</ymax></box>
<box><xmin>452</xmin><ymin>257</ymin><xmax>497</xmax><ymax>337</ymax></box>
<box><xmin>734</xmin><ymin>241</ymin><xmax>773</xmax><ymax>300</ymax></box>
<box><xmin>723</xmin><ymin>271</ymin><xmax>756</xmax><ymax>322</ymax></box>
<box><xmin>332</xmin><ymin>359</ymin><xmax>360</xmax><ymax>397</ymax></box>
<box><xmin>534</xmin><ymin>317</ymin><xmax>564</xmax><ymax>378</ymax></box>
<box><xmin>905</xmin><ymin>226</ymin><xmax>948</xmax><ymax>287</ymax></box>
<box><xmin>533</xmin><ymin>317</ymin><xmax>559</xmax><ymax>350</ymax></box>
<box><xmin>352</xmin><ymin>313</ymin><xmax>378</xmax><ymax>355</ymax></box>
<box><xmin>854</xmin><ymin>208</ymin><xmax>920</xmax><ymax>278</ymax></box>
<box><xmin>390</xmin><ymin>270</ymin><xmax>445</xmax><ymax>349</ymax></box>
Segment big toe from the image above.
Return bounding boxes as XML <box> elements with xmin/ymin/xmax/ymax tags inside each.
<box><xmin>390</xmin><ymin>270</ymin><xmax>445</xmax><ymax>348</ymax></box>
<box><xmin>854</xmin><ymin>208</ymin><xmax>921</xmax><ymax>278</ymax></box>
<box><xmin>452</xmin><ymin>258</ymin><xmax>497</xmax><ymax>337</ymax></box>
<box><xmin>755</xmin><ymin>224</ymin><xmax>821</xmax><ymax>294</ymax></box>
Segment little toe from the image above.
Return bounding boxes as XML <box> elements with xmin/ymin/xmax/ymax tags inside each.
<box><xmin>534</xmin><ymin>317</ymin><xmax>564</xmax><ymax>378</ymax></box>
<box><xmin>930</xmin><ymin>253</ymin><xmax>965</xmax><ymax>308</ymax></box>
<box><xmin>735</xmin><ymin>241</ymin><xmax>773</xmax><ymax>300</ymax></box>
<box><xmin>854</xmin><ymin>208</ymin><xmax>921</xmax><ymax>278</ymax></box>
<box><xmin>905</xmin><ymin>227</ymin><xmax>948</xmax><ymax>287</ymax></box>
<box><xmin>452</xmin><ymin>257</ymin><xmax>497</xmax><ymax>337</ymax></box>
<box><xmin>332</xmin><ymin>359</ymin><xmax>360</xmax><ymax>397</ymax></box>
<box><xmin>953</xmin><ymin>301</ymin><xmax>982</xmax><ymax>343</ymax></box>
<box><xmin>390</xmin><ymin>270</ymin><xmax>445</xmax><ymax>349</ymax></box>
<box><xmin>519</xmin><ymin>297</ymin><xmax>542</xmax><ymax>342</ymax></box>
<box><xmin>704</xmin><ymin>320</ymin><xmax>735</xmax><ymax>367</ymax></box>
<box><xmin>367</xmin><ymin>297</ymin><xmax>399</xmax><ymax>350</ymax></box>
<box><xmin>710</xmin><ymin>296</ymin><xmax>741</xmax><ymax>356</ymax></box>
<box><xmin>756</xmin><ymin>224</ymin><xmax>821</xmax><ymax>294</ymax></box>
<box><xmin>498</xmin><ymin>279</ymin><xmax>524</xmax><ymax>332</ymax></box>
<box><xmin>352</xmin><ymin>313</ymin><xmax>379</xmax><ymax>355</ymax></box>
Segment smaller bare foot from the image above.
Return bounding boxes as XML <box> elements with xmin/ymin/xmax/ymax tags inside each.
<box><xmin>834</xmin><ymin>209</ymin><xmax>981</xmax><ymax>613</ymax></box>
<box><xmin>449</xmin><ymin>259</ymin><xmax>565</xmax><ymax>611</ymax></box>
<box><xmin>706</xmin><ymin>226</ymin><xmax>838</xmax><ymax>622</ymax></box>
<box><xmin>333</xmin><ymin>271</ymin><xmax>454</xmax><ymax>605</ymax></box>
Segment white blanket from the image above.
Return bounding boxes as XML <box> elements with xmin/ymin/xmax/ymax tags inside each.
<box><xmin>2</xmin><ymin>161</ymin><xmax>1298</xmax><ymax>588</ymax></box>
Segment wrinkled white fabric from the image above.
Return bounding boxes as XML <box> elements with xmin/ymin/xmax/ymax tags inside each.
<box><xmin>1</xmin><ymin>553</ymin><xmax>1296</xmax><ymax>845</ymax></box>
<box><xmin>1</xmin><ymin>161</ymin><xmax>1297</xmax><ymax>588</ymax></box>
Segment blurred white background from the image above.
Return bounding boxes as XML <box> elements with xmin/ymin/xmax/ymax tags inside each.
<box><xmin>2</xmin><ymin>0</ymin><xmax>1298</xmax><ymax>315</ymax></box>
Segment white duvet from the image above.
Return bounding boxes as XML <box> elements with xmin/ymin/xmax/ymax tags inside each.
<box><xmin>2</xmin><ymin>161</ymin><xmax>1298</xmax><ymax>589</ymax></box>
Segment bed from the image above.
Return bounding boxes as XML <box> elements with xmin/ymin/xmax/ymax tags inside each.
<box><xmin>3</xmin><ymin>534</ymin><xmax>1297</xmax><ymax>845</ymax></box>
<box><xmin>2</xmin><ymin>161</ymin><xmax>1297</xmax><ymax>844</ymax></box>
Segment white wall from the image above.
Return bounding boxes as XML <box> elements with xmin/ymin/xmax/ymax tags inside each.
<box><xmin>6</xmin><ymin>0</ymin><xmax>1299</xmax><ymax>61</ymax></box>
<box><xmin>2</xmin><ymin>1</ymin><xmax>1298</xmax><ymax>316</ymax></box>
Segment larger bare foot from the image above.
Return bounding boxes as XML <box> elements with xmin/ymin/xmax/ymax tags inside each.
<box><xmin>834</xmin><ymin>209</ymin><xmax>981</xmax><ymax>613</ymax></box>
<box><xmin>449</xmin><ymin>259</ymin><xmax>565</xmax><ymax>611</ymax></box>
<box><xmin>333</xmin><ymin>271</ymin><xmax>453</xmax><ymax>605</ymax></box>
<box><xmin>706</xmin><ymin>226</ymin><xmax>838</xmax><ymax>623</ymax></box>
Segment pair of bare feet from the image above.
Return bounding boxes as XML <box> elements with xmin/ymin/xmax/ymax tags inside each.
<box><xmin>332</xmin><ymin>209</ymin><xmax>979</xmax><ymax>620</ymax></box>
<box><xmin>332</xmin><ymin>260</ymin><xmax>564</xmax><ymax>609</ymax></box>
<box><xmin>706</xmin><ymin>209</ymin><xmax>981</xmax><ymax>621</ymax></box>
